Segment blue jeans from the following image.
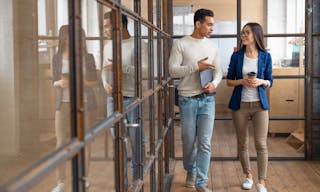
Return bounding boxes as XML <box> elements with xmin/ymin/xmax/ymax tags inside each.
<box><xmin>106</xmin><ymin>97</ymin><xmax>138</xmax><ymax>183</ymax></box>
<box><xmin>179</xmin><ymin>94</ymin><xmax>215</xmax><ymax>188</ymax></box>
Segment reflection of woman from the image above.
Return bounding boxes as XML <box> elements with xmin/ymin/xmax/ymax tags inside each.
<box><xmin>51</xmin><ymin>25</ymin><xmax>97</xmax><ymax>192</ymax></box>
<box><xmin>226</xmin><ymin>23</ymin><xmax>272</xmax><ymax>192</ymax></box>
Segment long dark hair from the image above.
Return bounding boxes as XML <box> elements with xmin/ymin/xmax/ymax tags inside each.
<box><xmin>239</xmin><ymin>22</ymin><xmax>266</xmax><ymax>51</ymax></box>
<box><xmin>57</xmin><ymin>25</ymin><xmax>87</xmax><ymax>54</ymax></box>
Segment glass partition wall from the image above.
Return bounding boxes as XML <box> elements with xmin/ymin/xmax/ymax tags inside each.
<box><xmin>0</xmin><ymin>0</ymin><xmax>319</xmax><ymax>192</ymax></box>
<box><xmin>0</xmin><ymin>0</ymin><xmax>173</xmax><ymax>191</ymax></box>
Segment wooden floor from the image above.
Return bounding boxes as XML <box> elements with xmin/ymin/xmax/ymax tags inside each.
<box><xmin>0</xmin><ymin>118</ymin><xmax>318</xmax><ymax>192</ymax></box>
<box><xmin>171</xmin><ymin>160</ymin><xmax>320</xmax><ymax>192</ymax></box>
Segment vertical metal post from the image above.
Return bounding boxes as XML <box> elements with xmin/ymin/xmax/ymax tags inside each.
<box><xmin>147</xmin><ymin>0</ymin><xmax>156</xmax><ymax>191</ymax></box>
<box><xmin>134</xmin><ymin>0</ymin><xmax>144</xmax><ymax>186</ymax></box>
<box><xmin>69</xmin><ymin>0</ymin><xmax>86</xmax><ymax>191</ymax></box>
<box><xmin>156</xmin><ymin>0</ymin><xmax>164</xmax><ymax>191</ymax></box>
<box><xmin>162</xmin><ymin>0</ymin><xmax>170</xmax><ymax>176</ymax></box>
<box><xmin>305</xmin><ymin>0</ymin><xmax>313</xmax><ymax>160</ymax></box>
<box><xmin>237</xmin><ymin>0</ymin><xmax>242</xmax><ymax>48</ymax></box>
<box><xmin>167</xmin><ymin>0</ymin><xmax>174</xmax><ymax>161</ymax></box>
<box><xmin>112</xmin><ymin>9</ymin><xmax>125</xmax><ymax>192</ymax></box>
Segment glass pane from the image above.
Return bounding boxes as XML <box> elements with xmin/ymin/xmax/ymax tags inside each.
<box><xmin>31</xmin><ymin>160</ymin><xmax>73</xmax><ymax>192</ymax></box>
<box><xmin>209</xmin><ymin>38</ymin><xmax>237</xmax><ymax>73</ymax></box>
<box><xmin>269</xmin><ymin>120</ymin><xmax>304</xmax><ymax>157</ymax></box>
<box><xmin>269</xmin><ymin>79</ymin><xmax>304</xmax><ymax>117</ymax></box>
<box><xmin>313</xmin><ymin>37</ymin><xmax>320</xmax><ymax>76</ymax></box>
<box><xmin>313</xmin><ymin>0</ymin><xmax>320</xmax><ymax>33</ymax></box>
<box><xmin>242</xmin><ymin>0</ymin><xmax>266</xmax><ymax>29</ymax></box>
<box><xmin>100</xmin><ymin>9</ymin><xmax>115</xmax><ymax>119</ymax></box>
<box><xmin>312</xmin><ymin>121</ymin><xmax>320</xmax><ymax>155</ymax></box>
<box><xmin>212</xmin><ymin>120</ymin><xmax>237</xmax><ymax>157</ymax></box>
<box><xmin>122</xmin><ymin>0</ymin><xmax>134</xmax><ymax>14</ymax></box>
<box><xmin>313</xmin><ymin>79</ymin><xmax>320</xmax><ymax>118</ymax></box>
<box><xmin>0</xmin><ymin>0</ymin><xmax>71</xmax><ymax>185</ymax></box>
<box><xmin>267</xmin><ymin>37</ymin><xmax>305</xmax><ymax>69</ymax></box>
<box><xmin>172</xmin><ymin>0</ymin><xmax>237</xmax><ymax>35</ymax></box>
<box><xmin>215</xmin><ymin>79</ymin><xmax>233</xmax><ymax>117</ymax></box>
<box><xmin>37</xmin><ymin>0</ymin><xmax>70</xmax><ymax>36</ymax></box>
<box><xmin>89</xmin><ymin>130</ymin><xmax>115</xmax><ymax>191</ymax></box>
<box><xmin>124</xmin><ymin>105</ymin><xmax>143</xmax><ymax>188</ymax></box>
<box><xmin>267</xmin><ymin>0</ymin><xmax>305</xmax><ymax>34</ymax></box>
<box><xmin>153</xmin><ymin>0</ymin><xmax>160</xmax><ymax>27</ymax></box>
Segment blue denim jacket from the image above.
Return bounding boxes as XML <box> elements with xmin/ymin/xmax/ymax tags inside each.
<box><xmin>226</xmin><ymin>49</ymin><xmax>273</xmax><ymax>110</ymax></box>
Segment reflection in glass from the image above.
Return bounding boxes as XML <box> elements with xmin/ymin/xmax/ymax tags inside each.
<box><xmin>241</xmin><ymin>0</ymin><xmax>265</xmax><ymax>29</ymax></box>
<box><xmin>313</xmin><ymin>37</ymin><xmax>320</xmax><ymax>76</ymax></box>
<box><xmin>313</xmin><ymin>79</ymin><xmax>320</xmax><ymax>118</ymax></box>
<box><xmin>267</xmin><ymin>0</ymin><xmax>305</xmax><ymax>34</ymax></box>
<box><xmin>208</xmin><ymin>38</ymin><xmax>237</xmax><ymax>73</ymax></box>
<box><xmin>102</xmin><ymin>11</ymin><xmax>115</xmax><ymax>119</ymax></box>
<box><xmin>172</xmin><ymin>1</ymin><xmax>237</xmax><ymax>35</ymax></box>
<box><xmin>266</xmin><ymin>37</ymin><xmax>305</xmax><ymax>69</ymax></box>
<box><xmin>314</xmin><ymin>0</ymin><xmax>320</xmax><ymax>33</ymax></box>
<box><xmin>89</xmin><ymin>131</ymin><xmax>115</xmax><ymax>191</ymax></box>
<box><xmin>32</xmin><ymin>160</ymin><xmax>73</xmax><ymax>192</ymax></box>
<box><xmin>52</xmin><ymin>25</ymin><xmax>95</xmax><ymax>190</ymax></box>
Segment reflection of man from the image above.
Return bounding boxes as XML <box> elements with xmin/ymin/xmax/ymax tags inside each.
<box><xmin>102</xmin><ymin>12</ymin><xmax>148</xmax><ymax>188</ymax></box>
<box><xmin>169</xmin><ymin>9</ymin><xmax>222</xmax><ymax>192</ymax></box>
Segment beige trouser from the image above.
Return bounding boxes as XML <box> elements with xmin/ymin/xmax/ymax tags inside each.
<box><xmin>232</xmin><ymin>101</ymin><xmax>269</xmax><ymax>180</ymax></box>
<box><xmin>55</xmin><ymin>102</ymin><xmax>94</xmax><ymax>180</ymax></box>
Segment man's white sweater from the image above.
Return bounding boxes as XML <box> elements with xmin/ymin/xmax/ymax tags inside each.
<box><xmin>102</xmin><ymin>37</ymin><xmax>148</xmax><ymax>97</ymax></box>
<box><xmin>169</xmin><ymin>35</ymin><xmax>222</xmax><ymax>97</ymax></box>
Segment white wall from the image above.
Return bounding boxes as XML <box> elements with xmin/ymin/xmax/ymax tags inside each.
<box><xmin>0</xmin><ymin>0</ymin><xmax>19</xmax><ymax>156</ymax></box>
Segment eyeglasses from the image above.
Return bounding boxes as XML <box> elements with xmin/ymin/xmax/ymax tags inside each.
<box><xmin>240</xmin><ymin>30</ymin><xmax>251</xmax><ymax>36</ymax></box>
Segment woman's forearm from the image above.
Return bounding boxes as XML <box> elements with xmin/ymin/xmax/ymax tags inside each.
<box><xmin>227</xmin><ymin>79</ymin><xmax>243</xmax><ymax>87</ymax></box>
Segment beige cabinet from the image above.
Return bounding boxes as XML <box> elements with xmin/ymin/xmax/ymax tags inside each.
<box><xmin>268</xmin><ymin>68</ymin><xmax>304</xmax><ymax>133</ymax></box>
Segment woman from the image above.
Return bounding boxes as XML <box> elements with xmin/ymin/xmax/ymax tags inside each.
<box><xmin>226</xmin><ymin>22</ymin><xmax>272</xmax><ymax>192</ymax></box>
<box><xmin>51</xmin><ymin>25</ymin><xmax>97</xmax><ymax>192</ymax></box>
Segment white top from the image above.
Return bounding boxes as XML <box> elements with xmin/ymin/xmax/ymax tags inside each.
<box><xmin>168</xmin><ymin>35</ymin><xmax>222</xmax><ymax>97</ymax></box>
<box><xmin>102</xmin><ymin>37</ymin><xmax>148</xmax><ymax>97</ymax></box>
<box><xmin>241</xmin><ymin>55</ymin><xmax>260</xmax><ymax>102</ymax></box>
<box><xmin>61</xmin><ymin>59</ymin><xmax>70</xmax><ymax>102</ymax></box>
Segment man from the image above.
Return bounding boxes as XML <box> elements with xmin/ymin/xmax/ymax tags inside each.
<box><xmin>169</xmin><ymin>8</ymin><xmax>222</xmax><ymax>192</ymax></box>
<box><xmin>102</xmin><ymin>12</ymin><xmax>148</xmax><ymax>190</ymax></box>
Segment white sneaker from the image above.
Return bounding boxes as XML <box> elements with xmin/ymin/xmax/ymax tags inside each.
<box><xmin>242</xmin><ymin>178</ymin><xmax>253</xmax><ymax>190</ymax></box>
<box><xmin>51</xmin><ymin>183</ymin><xmax>65</xmax><ymax>192</ymax></box>
<box><xmin>85</xmin><ymin>180</ymin><xmax>90</xmax><ymax>188</ymax></box>
<box><xmin>257</xmin><ymin>183</ymin><xmax>268</xmax><ymax>192</ymax></box>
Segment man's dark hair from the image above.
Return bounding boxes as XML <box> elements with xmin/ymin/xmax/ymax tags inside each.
<box><xmin>194</xmin><ymin>8</ymin><xmax>214</xmax><ymax>25</ymax></box>
<box><xmin>104</xmin><ymin>11</ymin><xmax>128</xmax><ymax>29</ymax></box>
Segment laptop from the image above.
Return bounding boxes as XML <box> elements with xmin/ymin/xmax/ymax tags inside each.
<box><xmin>200</xmin><ymin>69</ymin><xmax>213</xmax><ymax>88</ymax></box>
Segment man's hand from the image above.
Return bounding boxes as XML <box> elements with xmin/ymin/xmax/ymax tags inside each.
<box><xmin>104</xmin><ymin>83</ymin><xmax>113</xmax><ymax>94</ymax></box>
<box><xmin>197</xmin><ymin>57</ymin><xmax>216</xmax><ymax>71</ymax></box>
<box><xmin>203</xmin><ymin>82</ymin><xmax>215</xmax><ymax>93</ymax></box>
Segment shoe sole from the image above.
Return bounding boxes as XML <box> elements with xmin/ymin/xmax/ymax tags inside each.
<box><xmin>185</xmin><ymin>184</ymin><xmax>195</xmax><ymax>188</ymax></box>
<box><xmin>242</xmin><ymin>186</ymin><xmax>252</xmax><ymax>190</ymax></box>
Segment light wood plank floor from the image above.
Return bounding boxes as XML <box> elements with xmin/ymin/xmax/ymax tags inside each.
<box><xmin>171</xmin><ymin>160</ymin><xmax>320</xmax><ymax>192</ymax></box>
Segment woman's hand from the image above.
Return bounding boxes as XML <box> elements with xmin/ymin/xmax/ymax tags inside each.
<box><xmin>58</xmin><ymin>79</ymin><xmax>69</xmax><ymax>88</ymax></box>
<box><xmin>247</xmin><ymin>78</ymin><xmax>266</xmax><ymax>88</ymax></box>
<box><xmin>241</xmin><ymin>78</ymin><xmax>253</xmax><ymax>87</ymax></box>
